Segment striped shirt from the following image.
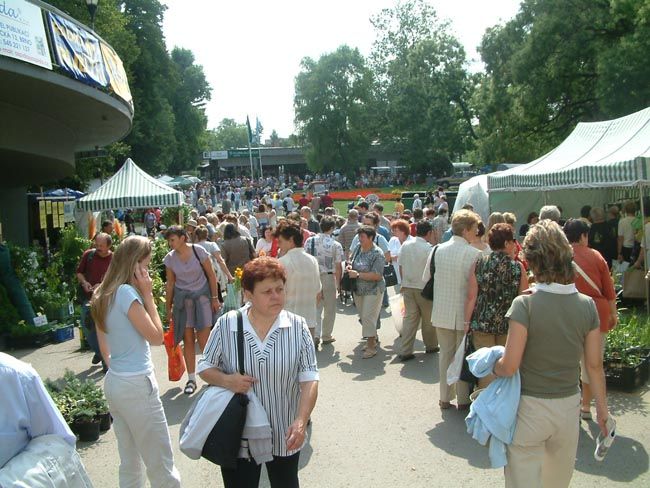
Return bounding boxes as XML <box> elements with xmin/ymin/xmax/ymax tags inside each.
<box><xmin>197</xmin><ymin>308</ymin><xmax>319</xmax><ymax>457</ymax></box>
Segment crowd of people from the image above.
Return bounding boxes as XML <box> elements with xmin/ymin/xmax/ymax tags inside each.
<box><xmin>55</xmin><ymin>183</ymin><xmax>630</xmax><ymax>487</ymax></box>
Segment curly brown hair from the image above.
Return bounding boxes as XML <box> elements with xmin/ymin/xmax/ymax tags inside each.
<box><xmin>523</xmin><ymin>220</ymin><xmax>574</xmax><ymax>284</ymax></box>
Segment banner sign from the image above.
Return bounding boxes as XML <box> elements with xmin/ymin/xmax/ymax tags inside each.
<box><xmin>100</xmin><ymin>41</ymin><xmax>133</xmax><ymax>110</ymax></box>
<box><xmin>0</xmin><ymin>0</ymin><xmax>52</xmax><ymax>69</ymax></box>
<box><xmin>228</xmin><ymin>149</ymin><xmax>260</xmax><ymax>158</ymax></box>
<box><xmin>47</xmin><ymin>11</ymin><xmax>108</xmax><ymax>88</ymax></box>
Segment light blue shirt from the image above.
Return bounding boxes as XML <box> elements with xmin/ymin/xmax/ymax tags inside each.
<box><xmin>350</xmin><ymin>233</ymin><xmax>389</xmax><ymax>255</ymax></box>
<box><xmin>105</xmin><ymin>284</ymin><xmax>153</xmax><ymax>375</ymax></box>
<box><xmin>465</xmin><ymin>346</ymin><xmax>521</xmax><ymax>468</ymax></box>
<box><xmin>0</xmin><ymin>353</ymin><xmax>75</xmax><ymax>468</ymax></box>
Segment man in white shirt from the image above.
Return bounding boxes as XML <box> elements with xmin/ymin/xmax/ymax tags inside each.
<box><xmin>412</xmin><ymin>194</ymin><xmax>422</xmax><ymax>211</ymax></box>
<box><xmin>397</xmin><ymin>221</ymin><xmax>439</xmax><ymax>361</ymax></box>
<box><xmin>305</xmin><ymin>217</ymin><xmax>344</xmax><ymax>347</ymax></box>
<box><xmin>283</xmin><ymin>195</ymin><xmax>295</xmax><ymax>214</ymax></box>
<box><xmin>617</xmin><ymin>201</ymin><xmax>636</xmax><ymax>263</ymax></box>
<box><xmin>278</xmin><ymin>221</ymin><xmax>321</xmax><ymax>342</ymax></box>
<box><xmin>0</xmin><ymin>352</ymin><xmax>76</xmax><ymax>468</ymax></box>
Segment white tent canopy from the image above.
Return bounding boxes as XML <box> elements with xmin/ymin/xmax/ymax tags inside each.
<box><xmin>452</xmin><ymin>174</ymin><xmax>491</xmax><ymax>223</ymax></box>
<box><xmin>487</xmin><ymin>106</ymin><xmax>650</xmax><ymax>219</ymax></box>
<box><xmin>77</xmin><ymin>158</ymin><xmax>184</xmax><ymax>212</ymax></box>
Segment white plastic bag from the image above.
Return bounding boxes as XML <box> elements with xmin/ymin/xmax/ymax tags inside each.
<box><xmin>389</xmin><ymin>294</ymin><xmax>406</xmax><ymax>335</ymax></box>
<box><xmin>447</xmin><ymin>334</ymin><xmax>468</xmax><ymax>385</ymax></box>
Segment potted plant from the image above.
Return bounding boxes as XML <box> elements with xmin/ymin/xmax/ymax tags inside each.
<box><xmin>70</xmin><ymin>401</ymin><xmax>101</xmax><ymax>442</ymax></box>
<box><xmin>7</xmin><ymin>319</ymin><xmax>52</xmax><ymax>349</ymax></box>
<box><xmin>604</xmin><ymin>313</ymin><xmax>650</xmax><ymax>390</ymax></box>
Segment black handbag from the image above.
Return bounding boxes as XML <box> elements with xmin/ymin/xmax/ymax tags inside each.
<box><xmin>383</xmin><ymin>264</ymin><xmax>398</xmax><ymax>287</ymax></box>
<box><xmin>459</xmin><ymin>331</ymin><xmax>478</xmax><ymax>385</ymax></box>
<box><xmin>421</xmin><ymin>245</ymin><xmax>438</xmax><ymax>300</ymax></box>
<box><xmin>341</xmin><ymin>247</ymin><xmax>360</xmax><ymax>293</ymax></box>
<box><xmin>201</xmin><ymin>310</ymin><xmax>249</xmax><ymax>468</ymax></box>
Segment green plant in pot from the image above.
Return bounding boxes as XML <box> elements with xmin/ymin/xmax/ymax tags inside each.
<box><xmin>70</xmin><ymin>400</ymin><xmax>101</xmax><ymax>442</ymax></box>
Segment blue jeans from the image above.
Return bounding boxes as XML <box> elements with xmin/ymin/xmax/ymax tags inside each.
<box><xmin>80</xmin><ymin>303</ymin><xmax>100</xmax><ymax>356</ymax></box>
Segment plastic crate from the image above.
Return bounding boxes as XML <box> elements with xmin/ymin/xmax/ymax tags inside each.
<box><xmin>51</xmin><ymin>325</ymin><xmax>74</xmax><ymax>343</ymax></box>
<box><xmin>605</xmin><ymin>358</ymin><xmax>648</xmax><ymax>391</ymax></box>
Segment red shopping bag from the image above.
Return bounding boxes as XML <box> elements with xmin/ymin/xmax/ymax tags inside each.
<box><xmin>164</xmin><ymin>319</ymin><xmax>186</xmax><ymax>381</ymax></box>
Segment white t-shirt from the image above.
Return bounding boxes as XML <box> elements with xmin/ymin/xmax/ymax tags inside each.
<box><xmin>248</xmin><ymin>215</ymin><xmax>259</xmax><ymax>238</ymax></box>
<box><xmin>105</xmin><ymin>285</ymin><xmax>152</xmax><ymax>375</ymax></box>
<box><xmin>618</xmin><ymin>216</ymin><xmax>635</xmax><ymax>248</ymax></box>
<box><xmin>283</xmin><ymin>196</ymin><xmax>295</xmax><ymax>212</ymax></box>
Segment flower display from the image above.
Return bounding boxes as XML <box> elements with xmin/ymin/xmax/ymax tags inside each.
<box><xmin>233</xmin><ymin>267</ymin><xmax>243</xmax><ymax>292</ymax></box>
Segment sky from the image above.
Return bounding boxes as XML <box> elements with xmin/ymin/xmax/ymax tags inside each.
<box><xmin>161</xmin><ymin>0</ymin><xmax>521</xmax><ymax>140</ymax></box>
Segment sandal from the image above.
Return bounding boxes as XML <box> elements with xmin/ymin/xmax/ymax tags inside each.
<box><xmin>184</xmin><ymin>380</ymin><xmax>197</xmax><ymax>395</ymax></box>
<box><xmin>362</xmin><ymin>348</ymin><xmax>377</xmax><ymax>359</ymax></box>
<box><xmin>580</xmin><ymin>409</ymin><xmax>592</xmax><ymax>421</ymax></box>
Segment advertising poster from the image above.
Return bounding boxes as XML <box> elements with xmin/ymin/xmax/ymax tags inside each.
<box><xmin>100</xmin><ymin>41</ymin><xmax>133</xmax><ymax>110</ymax></box>
<box><xmin>63</xmin><ymin>201</ymin><xmax>75</xmax><ymax>222</ymax></box>
<box><xmin>47</xmin><ymin>11</ymin><xmax>108</xmax><ymax>88</ymax></box>
<box><xmin>0</xmin><ymin>0</ymin><xmax>52</xmax><ymax>69</ymax></box>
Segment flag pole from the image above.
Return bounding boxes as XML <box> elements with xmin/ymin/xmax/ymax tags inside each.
<box><xmin>248</xmin><ymin>144</ymin><xmax>254</xmax><ymax>180</ymax></box>
<box><xmin>246</xmin><ymin>115</ymin><xmax>254</xmax><ymax>179</ymax></box>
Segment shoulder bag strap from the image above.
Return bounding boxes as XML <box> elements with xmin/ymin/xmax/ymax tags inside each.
<box><xmin>236</xmin><ymin>310</ymin><xmax>245</xmax><ymax>375</ymax></box>
<box><xmin>191</xmin><ymin>244</ymin><xmax>210</xmax><ymax>283</ymax></box>
<box><xmin>430</xmin><ymin>245</ymin><xmax>438</xmax><ymax>277</ymax></box>
<box><xmin>310</xmin><ymin>237</ymin><xmax>316</xmax><ymax>256</ymax></box>
<box><xmin>574</xmin><ymin>261</ymin><xmax>601</xmax><ymax>294</ymax></box>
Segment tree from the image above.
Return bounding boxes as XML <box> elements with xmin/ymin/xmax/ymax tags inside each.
<box><xmin>267</xmin><ymin>129</ymin><xmax>281</xmax><ymax>147</ymax></box>
<box><xmin>47</xmin><ymin>0</ymin><xmax>139</xmax><ymax>189</ymax></box>
<box><xmin>474</xmin><ymin>0</ymin><xmax>650</xmax><ymax>164</ymax></box>
<box><xmin>370</xmin><ymin>0</ymin><xmax>474</xmax><ymax>174</ymax></box>
<box><xmin>121</xmin><ymin>0</ymin><xmax>176</xmax><ymax>175</ymax></box>
<box><xmin>206</xmin><ymin>119</ymin><xmax>249</xmax><ymax>150</ymax></box>
<box><xmin>294</xmin><ymin>45</ymin><xmax>374</xmax><ymax>172</ymax></box>
<box><xmin>168</xmin><ymin>48</ymin><xmax>211</xmax><ymax>173</ymax></box>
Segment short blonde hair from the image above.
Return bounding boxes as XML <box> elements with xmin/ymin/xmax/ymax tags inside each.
<box><xmin>503</xmin><ymin>212</ymin><xmax>517</xmax><ymax>226</ymax></box>
<box><xmin>523</xmin><ymin>220</ymin><xmax>574</xmax><ymax>284</ymax></box>
<box><xmin>487</xmin><ymin>212</ymin><xmax>506</xmax><ymax>232</ymax></box>
<box><xmin>451</xmin><ymin>210</ymin><xmax>480</xmax><ymax>236</ymax></box>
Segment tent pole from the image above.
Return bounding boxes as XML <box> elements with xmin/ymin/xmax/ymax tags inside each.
<box><xmin>639</xmin><ymin>184</ymin><xmax>649</xmax><ymax>316</ymax></box>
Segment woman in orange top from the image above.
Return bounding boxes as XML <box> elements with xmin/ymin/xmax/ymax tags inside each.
<box><xmin>563</xmin><ymin>219</ymin><xmax>617</xmax><ymax>420</ymax></box>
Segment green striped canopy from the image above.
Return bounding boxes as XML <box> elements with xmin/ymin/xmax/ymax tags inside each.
<box><xmin>77</xmin><ymin>158</ymin><xmax>184</xmax><ymax>211</ymax></box>
<box><xmin>488</xmin><ymin>106</ymin><xmax>650</xmax><ymax>192</ymax></box>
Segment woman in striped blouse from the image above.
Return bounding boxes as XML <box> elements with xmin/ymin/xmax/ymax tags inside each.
<box><xmin>198</xmin><ymin>257</ymin><xmax>319</xmax><ymax>488</ymax></box>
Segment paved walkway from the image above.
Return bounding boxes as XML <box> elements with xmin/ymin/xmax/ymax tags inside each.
<box><xmin>11</xmin><ymin>297</ymin><xmax>650</xmax><ymax>487</ymax></box>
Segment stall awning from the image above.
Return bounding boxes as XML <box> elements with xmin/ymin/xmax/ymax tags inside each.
<box><xmin>77</xmin><ymin>158</ymin><xmax>184</xmax><ymax>211</ymax></box>
<box><xmin>488</xmin><ymin>106</ymin><xmax>650</xmax><ymax>192</ymax></box>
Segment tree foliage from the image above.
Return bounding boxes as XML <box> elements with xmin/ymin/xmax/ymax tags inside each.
<box><xmin>294</xmin><ymin>45</ymin><xmax>374</xmax><ymax>172</ymax></box>
<box><xmin>48</xmin><ymin>0</ymin><xmax>210</xmax><ymax>186</ymax></box>
<box><xmin>203</xmin><ymin>119</ymin><xmax>249</xmax><ymax>151</ymax></box>
<box><xmin>474</xmin><ymin>0</ymin><xmax>650</xmax><ymax>164</ymax></box>
<box><xmin>369</xmin><ymin>0</ymin><xmax>475</xmax><ymax>174</ymax></box>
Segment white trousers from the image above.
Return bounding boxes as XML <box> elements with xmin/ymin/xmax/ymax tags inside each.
<box><xmin>104</xmin><ymin>371</ymin><xmax>181</xmax><ymax>488</ymax></box>
<box><xmin>316</xmin><ymin>273</ymin><xmax>337</xmax><ymax>339</ymax></box>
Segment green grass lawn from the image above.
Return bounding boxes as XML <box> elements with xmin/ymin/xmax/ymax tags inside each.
<box><xmin>333</xmin><ymin>200</ymin><xmax>396</xmax><ymax>216</ymax></box>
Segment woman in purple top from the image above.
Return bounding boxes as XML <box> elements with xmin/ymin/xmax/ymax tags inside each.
<box><xmin>164</xmin><ymin>226</ymin><xmax>220</xmax><ymax>395</ymax></box>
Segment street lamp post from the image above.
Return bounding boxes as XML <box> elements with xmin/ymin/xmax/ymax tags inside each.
<box><xmin>85</xmin><ymin>0</ymin><xmax>99</xmax><ymax>30</ymax></box>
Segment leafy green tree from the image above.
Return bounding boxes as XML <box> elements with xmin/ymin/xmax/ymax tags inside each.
<box><xmin>474</xmin><ymin>0</ymin><xmax>650</xmax><ymax>164</ymax></box>
<box><xmin>294</xmin><ymin>45</ymin><xmax>374</xmax><ymax>172</ymax></box>
<box><xmin>121</xmin><ymin>0</ymin><xmax>176</xmax><ymax>175</ymax></box>
<box><xmin>369</xmin><ymin>0</ymin><xmax>474</xmax><ymax>175</ymax></box>
<box><xmin>267</xmin><ymin>129</ymin><xmax>281</xmax><ymax>147</ymax></box>
<box><xmin>169</xmin><ymin>48</ymin><xmax>211</xmax><ymax>173</ymax></box>
<box><xmin>206</xmin><ymin>119</ymin><xmax>249</xmax><ymax>150</ymax></box>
